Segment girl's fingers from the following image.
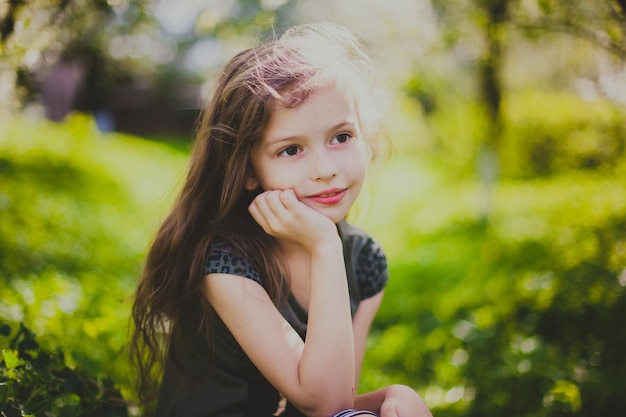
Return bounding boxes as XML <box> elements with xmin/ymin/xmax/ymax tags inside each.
<box><xmin>249</xmin><ymin>188</ymin><xmax>338</xmax><ymax>248</ymax></box>
<box><xmin>249</xmin><ymin>190</ymin><xmax>295</xmax><ymax>235</ymax></box>
<box><xmin>255</xmin><ymin>190</ymin><xmax>298</xmax><ymax>220</ymax></box>
<box><xmin>279</xmin><ymin>189</ymin><xmax>299</xmax><ymax>210</ymax></box>
<box><xmin>253</xmin><ymin>191</ymin><xmax>279</xmax><ymax>217</ymax></box>
<box><xmin>264</xmin><ymin>190</ymin><xmax>289</xmax><ymax>217</ymax></box>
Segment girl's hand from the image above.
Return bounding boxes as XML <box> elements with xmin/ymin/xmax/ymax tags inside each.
<box><xmin>248</xmin><ymin>189</ymin><xmax>339</xmax><ymax>252</ymax></box>
<box><xmin>380</xmin><ymin>385</ymin><xmax>433</xmax><ymax>417</ymax></box>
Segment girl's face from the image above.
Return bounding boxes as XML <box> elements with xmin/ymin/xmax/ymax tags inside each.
<box><xmin>247</xmin><ymin>82</ymin><xmax>370</xmax><ymax>224</ymax></box>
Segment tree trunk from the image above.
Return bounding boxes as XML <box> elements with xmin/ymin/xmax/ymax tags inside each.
<box><xmin>477</xmin><ymin>0</ymin><xmax>511</xmax><ymax>220</ymax></box>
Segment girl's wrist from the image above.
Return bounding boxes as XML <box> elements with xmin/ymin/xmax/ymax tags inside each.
<box><xmin>307</xmin><ymin>235</ymin><xmax>342</xmax><ymax>257</ymax></box>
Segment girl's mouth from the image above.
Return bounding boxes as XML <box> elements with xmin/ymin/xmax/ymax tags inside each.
<box><xmin>305</xmin><ymin>188</ymin><xmax>348</xmax><ymax>205</ymax></box>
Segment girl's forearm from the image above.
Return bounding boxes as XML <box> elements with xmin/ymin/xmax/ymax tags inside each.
<box><xmin>298</xmin><ymin>238</ymin><xmax>355</xmax><ymax>414</ymax></box>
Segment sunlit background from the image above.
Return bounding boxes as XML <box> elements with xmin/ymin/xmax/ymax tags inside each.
<box><xmin>1</xmin><ymin>0</ymin><xmax>626</xmax><ymax>416</ymax></box>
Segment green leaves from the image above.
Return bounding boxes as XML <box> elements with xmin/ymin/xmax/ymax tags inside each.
<box><xmin>0</xmin><ymin>321</ymin><xmax>128</xmax><ymax>417</ymax></box>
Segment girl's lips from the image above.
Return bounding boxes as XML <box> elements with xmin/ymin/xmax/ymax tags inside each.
<box><xmin>305</xmin><ymin>188</ymin><xmax>347</xmax><ymax>205</ymax></box>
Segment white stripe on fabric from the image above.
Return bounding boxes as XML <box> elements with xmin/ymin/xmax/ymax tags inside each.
<box><xmin>330</xmin><ymin>409</ymin><xmax>377</xmax><ymax>417</ymax></box>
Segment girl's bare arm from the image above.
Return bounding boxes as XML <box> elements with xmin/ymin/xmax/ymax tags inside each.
<box><xmin>352</xmin><ymin>291</ymin><xmax>384</xmax><ymax>387</ymax></box>
<box><xmin>206</xmin><ymin>189</ymin><xmax>354</xmax><ymax>417</ymax></box>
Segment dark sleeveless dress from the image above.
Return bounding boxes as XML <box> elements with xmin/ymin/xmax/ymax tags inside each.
<box><xmin>155</xmin><ymin>221</ymin><xmax>388</xmax><ymax>417</ymax></box>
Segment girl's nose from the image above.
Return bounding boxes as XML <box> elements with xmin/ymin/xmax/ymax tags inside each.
<box><xmin>310</xmin><ymin>150</ymin><xmax>338</xmax><ymax>181</ymax></box>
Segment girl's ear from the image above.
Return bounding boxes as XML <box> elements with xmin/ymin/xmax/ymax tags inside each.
<box><xmin>245</xmin><ymin>176</ymin><xmax>259</xmax><ymax>191</ymax></box>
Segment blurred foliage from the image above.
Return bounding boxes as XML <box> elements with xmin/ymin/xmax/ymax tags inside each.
<box><xmin>2</xmin><ymin>1</ymin><xmax>626</xmax><ymax>416</ymax></box>
<box><xmin>409</xmin><ymin>90</ymin><xmax>626</xmax><ymax>180</ymax></box>
<box><xmin>502</xmin><ymin>91</ymin><xmax>626</xmax><ymax>178</ymax></box>
<box><xmin>0</xmin><ymin>0</ymin><xmax>152</xmax><ymax>110</ymax></box>
<box><xmin>0</xmin><ymin>321</ymin><xmax>127</xmax><ymax>417</ymax></box>
<box><xmin>411</xmin><ymin>0</ymin><xmax>626</xmax><ymax>187</ymax></box>
<box><xmin>0</xmin><ymin>113</ymin><xmax>186</xmax><ymax>408</ymax></box>
<box><xmin>511</xmin><ymin>0</ymin><xmax>626</xmax><ymax>58</ymax></box>
<box><xmin>356</xmin><ymin>89</ymin><xmax>626</xmax><ymax>416</ymax></box>
<box><xmin>0</xmin><ymin>0</ymin><xmax>149</xmax><ymax>66</ymax></box>
<box><xmin>0</xmin><ymin>0</ymin><xmax>299</xmax><ymax>114</ymax></box>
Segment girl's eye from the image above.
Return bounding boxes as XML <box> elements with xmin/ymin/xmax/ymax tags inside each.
<box><xmin>332</xmin><ymin>133</ymin><xmax>352</xmax><ymax>144</ymax></box>
<box><xmin>278</xmin><ymin>145</ymin><xmax>300</xmax><ymax>157</ymax></box>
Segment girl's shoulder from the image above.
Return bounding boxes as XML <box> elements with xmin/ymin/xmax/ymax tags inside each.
<box><xmin>205</xmin><ymin>238</ymin><xmax>262</xmax><ymax>285</ymax></box>
<box><xmin>338</xmin><ymin>221</ymin><xmax>388</xmax><ymax>299</ymax></box>
<box><xmin>338</xmin><ymin>221</ymin><xmax>386</xmax><ymax>259</ymax></box>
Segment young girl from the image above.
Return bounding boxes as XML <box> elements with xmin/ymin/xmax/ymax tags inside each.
<box><xmin>130</xmin><ymin>22</ymin><xmax>432</xmax><ymax>417</ymax></box>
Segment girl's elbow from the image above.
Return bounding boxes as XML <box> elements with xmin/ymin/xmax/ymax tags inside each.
<box><xmin>300</xmin><ymin>404</ymin><xmax>353</xmax><ymax>417</ymax></box>
<box><xmin>297</xmin><ymin>390</ymin><xmax>353</xmax><ymax>417</ymax></box>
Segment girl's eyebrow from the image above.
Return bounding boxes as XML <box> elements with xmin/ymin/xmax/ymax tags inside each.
<box><xmin>265</xmin><ymin>119</ymin><xmax>357</xmax><ymax>148</ymax></box>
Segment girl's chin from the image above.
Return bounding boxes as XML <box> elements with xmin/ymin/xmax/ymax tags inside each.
<box><xmin>310</xmin><ymin>208</ymin><xmax>348</xmax><ymax>224</ymax></box>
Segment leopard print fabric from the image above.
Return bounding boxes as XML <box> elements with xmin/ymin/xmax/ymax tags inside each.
<box><xmin>204</xmin><ymin>222</ymin><xmax>388</xmax><ymax>301</ymax></box>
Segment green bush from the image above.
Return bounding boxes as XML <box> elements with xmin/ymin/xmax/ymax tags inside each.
<box><xmin>410</xmin><ymin>89</ymin><xmax>626</xmax><ymax>181</ymax></box>
<box><xmin>0</xmin><ymin>321</ymin><xmax>127</xmax><ymax>417</ymax></box>
<box><xmin>501</xmin><ymin>91</ymin><xmax>626</xmax><ymax>178</ymax></box>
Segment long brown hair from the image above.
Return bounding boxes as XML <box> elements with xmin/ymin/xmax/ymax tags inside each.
<box><xmin>129</xmin><ymin>22</ymin><xmax>383</xmax><ymax>411</ymax></box>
